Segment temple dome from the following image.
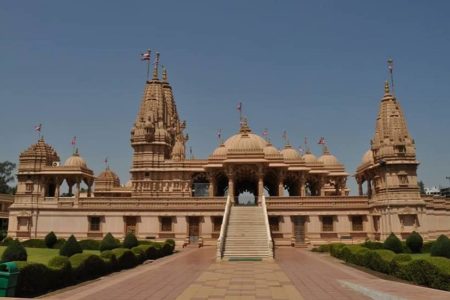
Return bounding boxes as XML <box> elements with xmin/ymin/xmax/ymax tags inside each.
<box><xmin>302</xmin><ymin>151</ymin><xmax>317</xmax><ymax>163</ymax></box>
<box><xmin>223</xmin><ymin>119</ymin><xmax>267</xmax><ymax>152</ymax></box>
<box><xmin>64</xmin><ymin>149</ymin><xmax>87</xmax><ymax>168</ymax></box>
<box><xmin>97</xmin><ymin>167</ymin><xmax>120</xmax><ymax>183</ymax></box>
<box><xmin>280</xmin><ymin>145</ymin><xmax>302</xmax><ymax>160</ymax></box>
<box><xmin>264</xmin><ymin>143</ymin><xmax>280</xmax><ymax>156</ymax></box>
<box><xmin>20</xmin><ymin>137</ymin><xmax>60</xmax><ymax>165</ymax></box>
<box><xmin>318</xmin><ymin>146</ymin><xmax>340</xmax><ymax>167</ymax></box>
<box><xmin>361</xmin><ymin>149</ymin><xmax>374</xmax><ymax>165</ymax></box>
<box><xmin>212</xmin><ymin>144</ymin><xmax>227</xmax><ymax>157</ymax></box>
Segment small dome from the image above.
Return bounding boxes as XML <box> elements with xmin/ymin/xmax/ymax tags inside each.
<box><xmin>97</xmin><ymin>167</ymin><xmax>120</xmax><ymax>183</ymax></box>
<box><xmin>318</xmin><ymin>146</ymin><xmax>341</xmax><ymax>167</ymax></box>
<box><xmin>64</xmin><ymin>149</ymin><xmax>87</xmax><ymax>168</ymax></box>
<box><xmin>280</xmin><ymin>145</ymin><xmax>302</xmax><ymax>160</ymax></box>
<box><xmin>264</xmin><ymin>144</ymin><xmax>280</xmax><ymax>156</ymax></box>
<box><xmin>361</xmin><ymin>149</ymin><xmax>374</xmax><ymax>165</ymax></box>
<box><xmin>227</xmin><ymin>133</ymin><xmax>266</xmax><ymax>152</ymax></box>
<box><xmin>20</xmin><ymin>137</ymin><xmax>60</xmax><ymax>165</ymax></box>
<box><xmin>212</xmin><ymin>144</ymin><xmax>227</xmax><ymax>157</ymax></box>
<box><xmin>302</xmin><ymin>151</ymin><xmax>317</xmax><ymax>163</ymax></box>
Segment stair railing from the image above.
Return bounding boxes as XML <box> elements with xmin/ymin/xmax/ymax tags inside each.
<box><xmin>216</xmin><ymin>195</ymin><xmax>232</xmax><ymax>260</ymax></box>
<box><xmin>261</xmin><ymin>195</ymin><xmax>274</xmax><ymax>257</ymax></box>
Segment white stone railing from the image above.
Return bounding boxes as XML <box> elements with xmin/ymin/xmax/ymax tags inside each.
<box><xmin>216</xmin><ymin>195</ymin><xmax>232</xmax><ymax>260</ymax></box>
<box><xmin>261</xmin><ymin>195</ymin><xmax>274</xmax><ymax>258</ymax></box>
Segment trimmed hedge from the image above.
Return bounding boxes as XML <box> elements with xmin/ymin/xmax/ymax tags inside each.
<box><xmin>79</xmin><ymin>239</ymin><xmax>101</xmax><ymax>250</ymax></box>
<box><xmin>70</xmin><ymin>253</ymin><xmax>107</xmax><ymax>281</ymax></box>
<box><xmin>59</xmin><ymin>235</ymin><xmax>83</xmax><ymax>257</ymax></box>
<box><xmin>45</xmin><ymin>232</ymin><xmax>58</xmax><ymax>248</ymax></box>
<box><xmin>123</xmin><ymin>233</ymin><xmax>139</xmax><ymax>249</ymax></box>
<box><xmin>111</xmin><ymin>248</ymin><xmax>138</xmax><ymax>269</ymax></box>
<box><xmin>53</xmin><ymin>238</ymin><xmax>66</xmax><ymax>249</ymax></box>
<box><xmin>2</xmin><ymin>239</ymin><xmax>27</xmax><ymax>262</ymax></box>
<box><xmin>100</xmin><ymin>233</ymin><xmax>120</xmax><ymax>252</ymax></box>
<box><xmin>21</xmin><ymin>239</ymin><xmax>47</xmax><ymax>248</ymax></box>
<box><xmin>383</xmin><ymin>233</ymin><xmax>403</xmax><ymax>254</ymax></box>
<box><xmin>328</xmin><ymin>244</ymin><xmax>450</xmax><ymax>291</ymax></box>
<box><xmin>430</xmin><ymin>235</ymin><xmax>450</xmax><ymax>259</ymax></box>
<box><xmin>406</xmin><ymin>231</ymin><xmax>423</xmax><ymax>253</ymax></box>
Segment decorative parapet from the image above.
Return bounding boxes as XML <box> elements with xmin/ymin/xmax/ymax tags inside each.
<box><xmin>266</xmin><ymin>196</ymin><xmax>369</xmax><ymax>210</ymax></box>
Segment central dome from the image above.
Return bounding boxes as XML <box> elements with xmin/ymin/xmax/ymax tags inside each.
<box><xmin>223</xmin><ymin>119</ymin><xmax>267</xmax><ymax>152</ymax></box>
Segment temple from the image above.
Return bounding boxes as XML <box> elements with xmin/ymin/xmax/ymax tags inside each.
<box><xmin>8</xmin><ymin>54</ymin><xmax>450</xmax><ymax>259</ymax></box>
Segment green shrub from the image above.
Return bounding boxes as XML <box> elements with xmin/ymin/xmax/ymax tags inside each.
<box><xmin>389</xmin><ymin>254</ymin><xmax>412</xmax><ymax>278</ymax></box>
<box><xmin>145</xmin><ymin>244</ymin><xmax>162</xmax><ymax>259</ymax></box>
<box><xmin>329</xmin><ymin>243</ymin><xmax>346</xmax><ymax>258</ymax></box>
<box><xmin>59</xmin><ymin>235</ymin><xmax>82</xmax><ymax>257</ymax></box>
<box><xmin>48</xmin><ymin>255</ymin><xmax>71</xmax><ymax>269</ymax></box>
<box><xmin>47</xmin><ymin>255</ymin><xmax>73</xmax><ymax>289</ymax></box>
<box><xmin>15</xmin><ymin>263</ymin><xmax>53</xmax><ymax>297</ymax></box>
<box><xmin>112</xmin><ymin>248</ymin><xmax>138</xmax><ymax>269</ymax></box>
<box><xmin>361</xmin><ymin>240</ymin><xmax>384</xmax><ymax>250</ymax></box>
<box><xmin>423</xmin><ymin>241</ymin><xmax>434</xmax><ymax>253</ymax></box>
<box><xmin>79</xmin><ymin>239</ymin><xmax>100</xmax><ymax>250</ymax></box>
<box><xmin>53</xmin><ymin>238</ymin><xmax>66</xmax><ymax>249</ymax></box>
<box><xmin>123</xmin><ymin>233</ymin><xmax>139</xmax><ymax>249</ymax></box>
<box><xmin>165</xmin><ymin>239</ymin><xmax>176</xmax><ymax>253</ymax></box>
<box><xmin>1</xmin><ymin>236</ymin><xmax>13</xmax><ymax>246</ymax></box>
<box><xmin>406</xmin><ymin>231</ymin><xmax>423</xmax><ymax>253</ymax></box>
<box><xmin>403</xmin><ymin>259</ymin><xmax>450</xmax><ymax>291</ymax></box>
<box><xmin>2</xmin><ymin>239</ymin><xmax>27</xmax><ymax>261</ymax></box>
<box><xmin>431</xmin><ymin>235</ymin><xmax>450</xmax><ymax>258</ymax></box>
<box><xmin>21</xmin><ymin>239</ymin><xmax>47</xmax><ymax>248</ymax></box>
<box><xmin>132</xmin><ymin>246</ymin><xmax>146</xmax><ymax>263</ymax></box>
<box><xmin>383</xmin><ymin>233</ymin><xmax>403</xmax><ymax>254</ymax></box>
<box><xmin>100</xmin><ymin>250</ymin><xmax>119</xmax><ymax>272</ymax></box>
<box><xmin>100</xmin><ymin>233</ymin><xmax>120</xmax><ymax>252</ymax></box>
<box><xmin>45</xmin><ymin>231</ymin><xmax>58</xmax><ymax>248</ymax></box>
<box><xmin>70</xmin><ymin>253</ymin><xmax>107</xmax><ymax>281</ymax></box>
<box><xmin>367</xmin><ymin>249</ymin><xmax>395</xmax><ymax>274</ymax></box>
<box><xmin>162</xmin><ymin>242</ymin><xmax>174</xmax><ymax>256</ymax></box>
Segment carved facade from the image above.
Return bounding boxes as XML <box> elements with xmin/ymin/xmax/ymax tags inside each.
<box><xmin>7</xmin><ymin>56</ymin><xmax>450</xmax><ymax>246</ymax></box>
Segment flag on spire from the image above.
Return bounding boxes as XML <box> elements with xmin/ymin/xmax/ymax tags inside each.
<box><xmin>34</xmin><ymin>124</ymin><xmax>42</xmax><ymax>132</ymax></box>
<box><xmin>71</xmin><ymin>136</ymin><xmax>77</xmax><ymax>146</ymax></box>
<box><xmin>298</xmin><ymin>146</ymin><xmax>304</xmax><ymax>155</ymax></box>
<box><xmin>282</xmin><ymin>130</ymin><xmax>288</xmax><ymax>143</ymax></box>
<box><xmin>317</xmin><ymin>137</ymin><xmax>326</xmax><ymax>145</ymax></box>
<box><xmin>262</xmin><ymin>128</ymin><xmax>268</xmax><ymax>137</ymax></box>
<box><xmin>216</xmin><ymin>129</ymin><xmax>222</xmax><ymax>140</ymax></box>
<box><xmin>237</xmin><ymin>102</ymin><xmax>242</xmax><ymax>112</ymax></box>
<box><xmin>140</xmin><ymin>49</ymin><xmax>151</xmax><ymax>61</ymax></box>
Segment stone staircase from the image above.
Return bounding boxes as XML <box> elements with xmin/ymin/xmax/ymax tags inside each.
<box><xmin>222</xmin><ymin>206</ymin><xmax>273</xmax><ymax>260</ymax></box>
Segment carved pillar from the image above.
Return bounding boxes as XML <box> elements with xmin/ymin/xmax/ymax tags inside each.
<box><xmin>87</xmin><ymin>182</ymin><xmax>92</xmax><ymax>197</ymax></box>
<box><xmin>55</xmin><ymin>177</ymin><xmax>62</xmax><ymax>201</ymax></box>
<box><xmin>367</xmin><ymin>179</ymin><xmax>372</xmax><ymax>197</ymax></box>
<box><xmin>319</xmin><ymin>177</ymin><xmax>325</xmax><ymax>196</ymax></box>
<box><xmin>358</xmin><ymin>181</ymin><xmax>363</xmax><ymax>196</ymax></box>
<box><xmin>258</xmin><ymin>173</ymin><xmax>264</xmax><ymax>199</ymax></box>
<box><xmin>208</xmin><ymin>174</ymin><xmax>216</xmax><ymax>197</ymax></box>
<box><xmin>277</xmin><ymin>171</ymin><xmax>285</xmax><ymax>196</ymax></box>
<box><xmin>300</xmin><ymin>175</ymin><xmax>306</xmax><ymax>197</ymax></box>
<box><xmin>228</xmin><ymin>177</ymin><xmax>234</xmax><ymax>199</ymax></box>
<box><xmin>75</xmin><ymin>178</ymin><xmax>81</xmax><ymax>203</ymax></box>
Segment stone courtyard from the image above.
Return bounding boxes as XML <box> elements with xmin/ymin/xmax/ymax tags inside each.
<box><xmin>44</xmin><ymin>247</ymin><xmax>450</xmax><ymax>300</ymax></box>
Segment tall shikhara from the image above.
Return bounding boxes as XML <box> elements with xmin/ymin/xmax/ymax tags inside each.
<box><xmin>130</xmin><ymin>53</ymin><xmax>189</xmax><ymax>195</ymax></box>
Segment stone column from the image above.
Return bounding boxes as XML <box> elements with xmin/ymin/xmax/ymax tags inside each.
<box><xmin>55</xmin><ymin>178</ymin><xmax>61</xmax><ymax>201</ymax></box>
<box><xmin>228</xmin><ymin>177</ymin><xmax>234</xmax><ymax>199</ymax></box>
<box><xmin>358</xmin><ymin>182</ymin><xmax>363</xmax><ymax>196</ymax></box>
<box><xmin>367</xmin><ymin>180</ymin><xmax>372</xmax><ymax>197</ymax></box>
<box><xmin>319</xmin><ymin>177</ymin><xmax>325</xmax><ymax>196</ymax></box>
<box><xmin>208</xmin><ymin>175</ymin><xmax>216</xmax><ymax>197</ymax></box>
<box><xmin>258</xmin><ymin>174</ymin><xmax>264</xmax><ymax>200</ymax></box>
<box><xmin>278</xmin><ymin>180</ymin><xmax>284</xmax><ymax>197</ymax></box>
<box><xmin>87</xmin><ymin>182</ymin><xmax>92</xmax><ymax>197</ymax></box>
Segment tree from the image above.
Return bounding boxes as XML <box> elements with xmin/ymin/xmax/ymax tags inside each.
<box><xmin>418</xmin><ymin>180</ymin><xmax>426</xmax><ymax>195</ymax></box>
<box><xmin>0</xmin><ymin>161</ymin><xmax>16</xmax><ymax>194</ymax></box>
<box><xmin>59</xmin><ymin>235</ymin><xmax>82</xmax><ymax>257</ymax></box>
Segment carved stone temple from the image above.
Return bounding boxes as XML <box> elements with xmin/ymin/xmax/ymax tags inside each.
<box><xmin>8</xmin><ymin>54</ymin><xmax>450</xmax><ymax>259</ymax></box>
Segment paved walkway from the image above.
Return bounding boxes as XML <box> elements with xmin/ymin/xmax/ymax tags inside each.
<box><xmin>44</xmin><ymin>247</ymin><xmax>450</xmax><ymax>300</ymax></box>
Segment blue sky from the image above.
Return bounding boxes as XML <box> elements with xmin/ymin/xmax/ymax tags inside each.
<box><xmin>1</xmin><ymin>1</ymin><xmax>450</xmax><ymax>193</ymax></box>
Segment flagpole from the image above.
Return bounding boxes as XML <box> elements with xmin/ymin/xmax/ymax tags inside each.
<box><xmin>388</xmin><ymin>58</ymin><xmax>394</xmax><ymax>95</ymax></box>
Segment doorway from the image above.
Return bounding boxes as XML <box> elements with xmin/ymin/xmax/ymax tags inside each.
<box><xmin>125</xmin><ymin>216</ymin><xmax>137</xmax><ymax>235</ymax></box>
<box><xmin>188</xmin><ymin>216</ymin><xmax>200</xmax><ymax>244</ymax></box>
<box><xmin>292</xmin><ymin>216</ymin><xmax>306</xmax><ymax>244</ymax></box>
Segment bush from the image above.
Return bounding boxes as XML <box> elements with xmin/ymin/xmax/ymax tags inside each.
<box><xmin>48</xmin><ymin>255</ymin><xmax>71</xmax><ymax>269</ymax></box>
<box><xmin>100</xmin><ymin>250</ymin><xmax>119</xmax><ymax>272</ymax></box>
<box><xmin>79</xmin><ymin>239</ymin><xmax>100</xmax><ymax>250</ymax></box>
<box><xmin>406</xmin><ymin>231</ymin><xmax>423</xmax><ymax>253</ymax></box>
<box><xmin>52</xmin><ymin>238</ymin><xmax>66</xmax><ymax>249</ymax></box>
<box><xmin>389</xmin><ymin>254</ymin><xmax>412</xmax><ymax>278</ymax></box>
<box><xmin>47</xmin><ymin>255</ymin><xmax>73</xmax><ymax>289</ymax></box>
<box><xmin>45</xmin><ymin>231</ymin><xmax>58</xmax><ymax>248</ymax></box>
<box><xmin>70</xmin><ymin>253</ymin><xmax>107</xmax><ymax>281</ymax></box>
<box><xmin>112</xmin><ymin>248</ymin><xmax>138</xmax><ymax>269</ymax></box>
<box><xmin>145</xmin><ymin>244</ymin><xmax>163</xmax><ymax>260</ymax></box>
<box><xmin>430</xmin><ymin>235</ymin><xmax>450</xmax><ymax>258</ymax></box>
<box><xmin>100</xmin><ymin>233</ymin><xmax>120</xmax><ymax>252</ymax></box>
<box><xmin>21</xmin><ymin>239</ymin><xmax>47</xmax><ymax>248</ymax></box>
<box><xmin>361</xmin><ymin>240</ymin><xmax>384</xmax><ymax>250</ymax></box>
<box><xmin>165</xmin><ymin>239</ymin><xmax>176</xmax><ymax>253</ymax></box>
<box><xmin>162</xmin><ymin>242</ymin><xmax>174</xmax><ymax>256</ymax></box>
<box><xmin>329</xmin><ymin>243</ymin><xmax>346</xmax><ymax>258</ymax></box>
<box><xmin>132</xmin><ymin>246</ymin><xmax>147</xmax><ymax>264</ymax></box>
<box><xmin>59</xmin><ymin>235</ymin><xmax>82</xmax><ymax>257</ymax></box>
<box><xmin>2</xmin><ymin>239</ymin><xmax>27</xmax><ymax>261</ymax></box>
<box><xmin>123</xmin><ymin>233</ymin><xmax>138</xmax><ymax>249</ymax></box>
<box><xmin>403</xmin><ymin>259</ymin><xmax>450</xmax><ymax>291</ymax></box>
<box><xmin>383</xmin><ymin>233</ymin><xmax>403</xmax><ymax>254</ymax></box>
<box><xmin>1</xmin><ymin>236</ymin><xmax>13</xmax><ymax>246</ymax></box>
<box><xmin>423</xmin><ymin>241</ymin><xmax>434</xmax><ymax>253</ymax></box>
<box><xmin>15</xmin><ymin>263</ymin><xmax>53</xmax><ymax>297</ymax></box>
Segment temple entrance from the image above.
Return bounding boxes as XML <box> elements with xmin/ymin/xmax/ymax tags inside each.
<box><xmin>234</xmin><ymin>166</ymin><xmax>258</xmax><ymax>205</ymax></box>
<box><xmin>188</xmin><ymin>216</ymin><xmax>200</xmax><ymax>244</ymax></box>
<box><xmin>236</xmin><ymin>191</ymin><xmax>256</xmax><ymax>205</ymax></box>
<box><xmin>292</xmin><ymin>216</ymin><xmax>306</xmax><ymax>243</ymax></box>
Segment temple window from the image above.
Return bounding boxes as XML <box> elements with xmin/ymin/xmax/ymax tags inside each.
<box><xmin>351</xmin><ymin>216</ymin><xmax>364</xmax><ymax>231</ymax></box>
<box><xmin>161</xmin><ymin>217</ymin><xmax>173</xmax><ymax>232</ymax></box>
<box><xmin>322</xmin><ymin>216</ymin><xmax>334</xmax><ymax>232</ymax></box>
<box><xmin>89</xmin><ymin>216</ymin><xmax>101</xmax><ymax>231</ymax></box>
<box><xmin>25</xmin><ymin>182</ymin><xmax>33</xmax><ymax>193</ymax></box>
<box><xmin>17</xmin><ymin>217</ymin><xmax>30</xmax><ymax>232</ymax></box>
<box><xmin>269</xmin><ymin>216</ymin><xmax>280</xmax><ymax>232</ymax></box>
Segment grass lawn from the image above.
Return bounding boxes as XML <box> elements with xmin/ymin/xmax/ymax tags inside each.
<box><xmin>0</xmin><ymin>246</ymin><xmax>100</xmax><ymax>265</ymax></box>
<box><xmin>409</xmin><ymin>253</ymin><xmax>431</xmax><ymax>260</ymax></box>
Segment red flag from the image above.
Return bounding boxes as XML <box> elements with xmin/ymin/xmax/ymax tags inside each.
<box><xmin>71</xmin><ymin>136</ymin><xmax>77</xmax><ymax>146</ymax></box>
<box><xmin>104</xmin><ymin>157</ymin><xmax>108</xmax><ymax>165</ymax></box>
<box><xmin>317</xmin><ymin>137</ymin><xmax>326</xmax><ymax>145</ymax></box>
<box><xmin>237</xmin><ymin>102</ymin><xmax>242</xmax><ymax>111</ymax></box>
<box><xmin>262</xmin><ymin>128</ymin><xmax>268</xmax><ymax>137</ymax></box>
<box><xmin>34</xmin><ymin>124</ymin><xmax>42</xmax><ymax>132</ymax></box>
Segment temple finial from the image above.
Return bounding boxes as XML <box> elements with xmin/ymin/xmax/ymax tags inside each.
<box><xmin>384</xmin><ymin>81</ymin><xmax>390</xmax><ymax>95</ymax></box>
<box><xmin>387</xmin><ymin>58</ymin><xmax>395</xmax><ymax>95</ymax></box>
<box><xmin>152</xmin><ymin>52</ymin><xmax>160</xmax><ymax>80</ymax></box>
<box><xmin>239</xmin><ymin>117</ymin><xmax>251</xmax><ymax>134</ymax></box>
<box><xmin>162</xmin><ymin>65</ymin><xmax>168</xmax><ymax>81</ymax></box>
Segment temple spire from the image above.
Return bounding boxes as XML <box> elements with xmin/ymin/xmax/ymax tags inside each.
<box><xmin>162</xmin><ymin>65</ymin><xmax>168</xmax><ymax>82</ymax></box>
<box><xmin>384</xmin><ymin>81</ymin><xmax>391</xmax><ymax>95</ymax></box>
<box><xmin>152</xmin><ymin>52</ymin><xmax>160</xmax><ymax>80</ymax></box>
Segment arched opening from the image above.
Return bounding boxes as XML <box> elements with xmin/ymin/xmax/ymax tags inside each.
<box><xmin>284</xmin><ymin>173</ymin><xmax>300</xmax><ymax>196</ymax></box>
<box><xmin>191</xmin><ymin>173</ymin><xmax>210</xmax><ymax>197</ymax></box>
<box><xmin>306</xmin><ymin>176</ymin><xmax>319</xmax><ymax>196</ymax></box>
<box><xmin>215</xmin><ymin>172</ymin><xmax>228</xmax><ymax>197</ymax></box>
<box><xmin>46</xmin><ymin>179</ymin><xmax>56</xmax><ymax>197</ymax></box>
<box><xmin>234</xmin><ymin>166</ymin><xmax>258</xmax><ymax>205</ymax></box>
<box><xmin>264</xmin><ymin>170</ymin><xmax>278</xmax><ymax>196</ymax></box>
